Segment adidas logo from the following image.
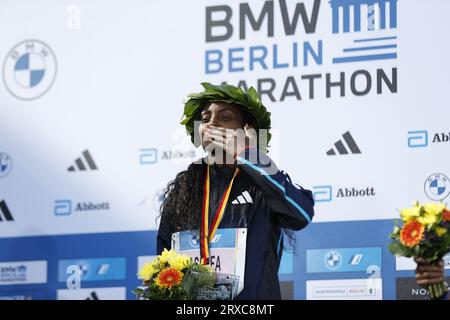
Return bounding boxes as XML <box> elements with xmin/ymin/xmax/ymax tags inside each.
<box><xmin>231</xmin><ymin>191</ymin><xmax>253</xmax><ymax>204</ymax></box>
<box><xmin>326</xmin><ymin>131</ymin><xmax>361</xmax><ymax>156</ymax></box>
<box><xmin>85</xmin><ymin>291</ymin><xmax>99</xmax><ymax>300</ymax></box>
<box><xmin>68</xmin><ymin>150</ymin><xmax>98</xmax><ymax>171</ymax></box>
<box><xmin>0</xmin><ymin>200</ymin><xmax>14</xmax><ymax>222</ymax></box>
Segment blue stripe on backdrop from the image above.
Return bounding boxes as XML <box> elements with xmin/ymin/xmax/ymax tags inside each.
<box><xmin>292</xmin><ymin>219</ymin><xmax>397</xmax><ymax>300</ymax></box>
<box><xmin>0</xmin><ymin>219</ymin><xmax>447</xmax><ymax>300</ymax></box>
<box><xmin>0</xmin><ymin>231</ymin><xmax>156</xmax><ymax>300</ymax></box>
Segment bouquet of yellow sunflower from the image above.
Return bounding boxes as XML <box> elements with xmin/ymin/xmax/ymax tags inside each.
<box><xmin>388</xmin><ymin>201</ymin><xmax>450</xmax><ymax>299</ymax></box>
<box><xmin>133</xmin><ymin>249</ymin><xmax>216</xmax><ymax>300</ymax></box>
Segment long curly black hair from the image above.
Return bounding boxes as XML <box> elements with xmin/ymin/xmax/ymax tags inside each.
<box><xmin>159</xmin><ymin>161</ymin><xmax>206</xmax><ymax>234</ymax></box>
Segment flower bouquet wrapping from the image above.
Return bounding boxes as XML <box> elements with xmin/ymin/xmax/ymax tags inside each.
<box><xmin>133</xmin><ymin>249</ymin><xmax>238</xmax><ymax>300</ymax></box>
<box><xmin>388</xmin><ymin>202</ymin><xmax>450</xmax><ymax>299</ymax></box>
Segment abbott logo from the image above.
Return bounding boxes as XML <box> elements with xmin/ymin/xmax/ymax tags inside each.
<box><xmin>139</xmin><ymin>148</ymin><xmax>158</xmax><ymax>165</ymax></box>
<box><xmin>54</xmin><ymin>200</ymin><xmax>72</xmax><ymax>216</ymax></box>
<box><xmin>54</xmin><ymin>200</ymin><xmax>110</xmax><ymax>216</ymax></box>
<box><xmin>67</xmin><ymin>149</ymin><xmax>98</xmax><ymax>172</ymax></box>
<box><xmin>0</xmin><ymin>200</ymin><xmax>14</xmax><ymax>222</ymax></box>
<box><xmin>407</xmin><ymin>130</ymin><xmax>428</xmax><ymax>148</ymax></box>
<box><xmin>313</xmin><ymin>186</ymin><xmax>332</xmax><ymax>202</ymax></box>
<box><xmin>326</xmin><ymin>132</ymin><xmax>361</xmax><ymax>156</ymax></box>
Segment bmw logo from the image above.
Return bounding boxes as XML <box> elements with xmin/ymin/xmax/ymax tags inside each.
<box><xmin>77</xmin><ymin>262</ymin><xmax>90</xmax><ymax>277</ymax></box>
<box><xmin>424</xmin><ymin>173</ymin><xmax>450</xmax><ymax>201</ymax></box>
<box><xmin>2</xmin><ymin>39</ymin><xmax>57</xmax><ymax>100</ymax></box>
<box><xmin>324</xmin><ymin>250</ymin><xmax>342</xmax><ymax>270</ymax></box>
<box><xmin>0</xmin><ymin>152</ymin><xmax>12</xmax><ymax>178</ymax></box>
<box><xmin>190</xmin><ymin>233</ymin><xmax>200</xmax><ymax>247</ymax></box>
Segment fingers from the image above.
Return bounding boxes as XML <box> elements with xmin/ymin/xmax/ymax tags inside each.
<box><xmin>416</xmin><ymin>268</ymin><xmax>444</xmax><ymax>277</ymax></box>
<box><xmin>203</xmin><ymin>127</ymin><xmax>253</xmax><ymax>158</ymax></box>
<box><xmin>416</xmin><ymin>279</ymin><xmax>444</xmax><ymax>286</ymax></box>
<box><xmin>206</xmin><ymin>126</ymin><xmax>252</xmax><ymax>141</ymax></box>
<box><xmin>416</xmin><ymin>275</ymin><xmax>445</xmax><ymax>285</ymax></box>
<box><xmin>204</xmin><ymin>128</ymin><xmax>234</xmax><ymax>144</ymax></box>
<box><xmin>413</xmin><ymin>258</ymin><xmax>446</xmax><ymax>288</ymax></box>
<box><xmin>415</xmin><ymin>262</ymin><xmax>445</xmax><ymax>286</ymax></box>
<box><xmin>414</xmin><ymin>259</ymin><xmax>444</xmax><ymax>268</ymax></box>
<box><xmin>416</xmin><ymin>263</ymin><xmax>444</xmax><ymax>271</ymax></box>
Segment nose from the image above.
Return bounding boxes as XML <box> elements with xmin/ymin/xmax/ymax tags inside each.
<box><xmin>209</xmin><ymin>113</ymin><xmax>220</xmax><ymax>126</ymax></box>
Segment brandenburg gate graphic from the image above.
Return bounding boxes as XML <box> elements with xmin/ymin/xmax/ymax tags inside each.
<box><xmin>329</xmin><ymin>0</ymin><xmax>398</xmax><ymax>33</ymax></box>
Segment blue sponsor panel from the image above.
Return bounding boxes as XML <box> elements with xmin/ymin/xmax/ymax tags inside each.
<box><xmin>0</xmin><ymin>231</ymin><xmax>157</xmax><ymax>300</ymax></box>
<box><xmin>306</xmin><ymin>247</ymin><xmax>382</xmax><ymax>273</ymax></box>
<box><xmin>58</xmin><ymin>257</ymin><xmax>127</xmax><ymax>282</ymax></box>
<box><xmin>178</xmin><ymin>228</ymin><xmax>238</xmax><ymax>250</ymax></box>
<box><xmin>294</xmin><ymin>219</ymin><xmax>398</xmax><ymax>300</ymax></box>
<box><xmin>0</xmin><ymin>220</ymin><xmax>448</xmax><ymax>300</ymax></box>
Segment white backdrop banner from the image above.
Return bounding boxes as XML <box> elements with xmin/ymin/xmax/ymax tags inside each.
<box><xmin>0</xmin><ymin>0</ymin><xmax>449</xmax><ymax>247</ymax></box>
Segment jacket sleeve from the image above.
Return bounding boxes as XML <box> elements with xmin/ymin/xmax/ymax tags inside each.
<box><xmin>235</xmin><ymin>147</ymin><xmax>315</xmax><ymax>230</ymax></box>
<box><xmin>156</xmin><ymin>207</ymin><xmax>172</xmax><ymax>255</ymax></box>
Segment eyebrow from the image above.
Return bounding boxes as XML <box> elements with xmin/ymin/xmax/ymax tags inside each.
<box><xmin>201</xmin><ymin>107</ymin><xmax>236</xmax><ymax>115</ymax></box>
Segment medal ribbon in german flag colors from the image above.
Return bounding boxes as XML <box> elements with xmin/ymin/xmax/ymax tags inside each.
<box><xmin>200</xmin><ymin>165</ymin><xmax>240</xmax><ymax>265</ymax></box>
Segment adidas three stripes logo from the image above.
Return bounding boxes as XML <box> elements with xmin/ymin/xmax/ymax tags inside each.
<box><xmin>231</xmin><ymin>191</ymin><xmax>253</xmax><ymax>205</ymax></box>
<box><xmin>68</xmin><ymin>150</ymin><xmax>98</xmax><ymax>172</ymax></box>
<box><xmin>0</xmin><ymin>200</ymin><xmax>14</xmax><ymax>221</ymax></box>
<box><xmin>327</xmin><ymin>131</ymin><xmax>361</xmax><ymax>156</ymax></box>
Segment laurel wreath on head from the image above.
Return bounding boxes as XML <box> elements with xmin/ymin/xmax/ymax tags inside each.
<box><xmin>180</xmin><ymin>82</ymin><xmax>272</xmax><ymax>147</ymax></box>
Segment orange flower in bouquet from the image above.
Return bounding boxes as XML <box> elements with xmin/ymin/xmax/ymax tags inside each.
<box><xmin>389</xmin><ymin>201</ymin><xmax>450</xmax><ymax>299</ymax></box>
<box><xmin>399</xmin><ymin>220</ymin><xmax>425</xmax><ymax>247</ymax></box>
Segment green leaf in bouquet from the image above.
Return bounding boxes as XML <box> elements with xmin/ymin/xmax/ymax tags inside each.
<box><xmin>132</xmin><ymin>288</ymin><xmax>145</xmax><ymax>296</ymax></box>
<box><xmin>194</xmin><ymin>265</ymin><xmax>216</xmax><ymax>287</ymax></box>
<box><xmin>388</xmin><ymin>242</ymin><xmax>404</xmax><ymax>256</ymax></box>
<box><xmin>388</xmin><ymin>242</ymin><xmax>415</xmax><ymax>257</ymax></box>
<box><xmin>413</xmin><ymin>244</ymin><xmax>422</xmax><ymax>256</ymax></box>
<box><xmin>181</xmin><ymin>270</ymin><xmax>196</xmax><ymax>298</ymax></box>
<box><xmin>392</xmin><ymin>225</ymin><xmax>400</xmax><ymax>234</ymax></box>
